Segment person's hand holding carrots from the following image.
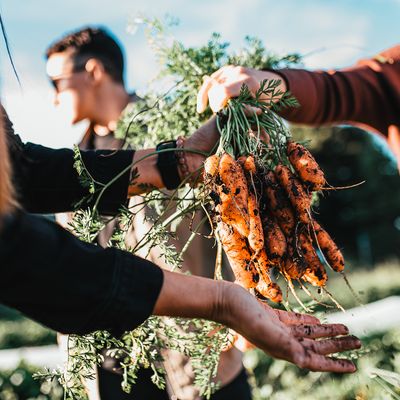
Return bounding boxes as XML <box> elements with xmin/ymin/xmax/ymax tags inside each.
<box><xmin>196</xmin><ymin>66</ymin><xmax>287</xmax><ymax>114</ymax></box>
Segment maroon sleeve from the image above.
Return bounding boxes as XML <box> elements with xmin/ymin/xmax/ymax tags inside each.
<box><xmin>276</xmin><ymin>45</ymin><xmax>400</xmax><ymax>138</ymax></box>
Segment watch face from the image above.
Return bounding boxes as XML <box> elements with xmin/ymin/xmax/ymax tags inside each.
<box><xmin>157</xmin><ymin>141</ymin><xmax>178</xmax><ymax>165</ymax></box>
<box><xmin>157</xmin><ymin>140</ymin><xmax>177</xmax><ymax>151</ymax></box>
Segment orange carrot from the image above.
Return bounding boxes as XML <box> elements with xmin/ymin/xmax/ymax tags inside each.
<box><xmin>263</xmin><ymin>171</ymin><xmax>296</xmax><ymax>236</ymax></box>
<box><xmin>217</xmin><ymin>220</ymin><xmax>259</xmax><ymax>288</ymax></box>
<box><xmin>218</xmin><ymin>153</ymin><xmax>250</xmax><ymax>237</ymax></box>
<box><xmin>275</xmin><ymin>164</ymin><xmax>312</xmax><ymax>224</ymax></box>
<box><xmin>256</xmin><ymin>279</ymin><xmax>283</xmax><ymax>303</ymax></box>
<box><xmin>237</xmin><ymin>155</ymin><xmax>247</xmax><ymax>166</ymax></box>
<box><xmin>299</xmin><ymin>231</ymin><xmax>328</xmax><ymax>287</ymax></box>
<box><xmin>243</xmin><ymin>155</ymin><xmax>257</xmax><ymax>174</ymax></box>
<box><xmin>283</xmin><ymin>242</ymin><xmax>306</xmax><ymax>280</ymax></box>
<box><xmin>287</xmin><ymin>141</ymin><xmax>325</xmax><ymax>190</ymax></box>
<box><xmin>239</xmin><ymin>155</ymin><xmax>264</xmax><ymax>253</ymax></box>
<box><xmin>204</xmin><ymin>154</ymin><xmax>220</xmax><ymax>178</ymax></box>
<box><xmin>312</xmin><ymin>220</ymin><xmax>345</xmax><ymax>272</ymax></box>
<box><xmin>253</xmin><ymin>248</ymin><xmax>282</xmax><ymax>302</ymax></box>
<box><xmin>247</xmin><ymin>189</ymin><xmax>264</xmax><ymax>254</ymax></box>
<box><xmin>262</xmin><ymin>215</ymin><xmax>287</xmax><ymax>264</ymax></box>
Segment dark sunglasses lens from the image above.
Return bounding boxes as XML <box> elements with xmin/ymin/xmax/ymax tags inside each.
<box><xmin>50</xmin><ymin>79</ymin><xmax>59</xmax><ymax>91</ymax></box>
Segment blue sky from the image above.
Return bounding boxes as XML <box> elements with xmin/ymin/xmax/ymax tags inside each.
<box><xmin>1</xmin><ymin>0</ymin><xmax>400</xmax><ymax>148</ymax></box>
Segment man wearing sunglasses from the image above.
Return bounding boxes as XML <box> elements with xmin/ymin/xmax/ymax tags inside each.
<box><xmin>45</xmin><ymin>27</ymin><xmax>251</xmax><ymax>400</ymax></box>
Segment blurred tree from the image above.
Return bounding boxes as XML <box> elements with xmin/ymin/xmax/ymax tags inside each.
<box><xmin>0</xmin><ymin>362</ymin><xmax>63</xmax><ymax>399</ymax></box>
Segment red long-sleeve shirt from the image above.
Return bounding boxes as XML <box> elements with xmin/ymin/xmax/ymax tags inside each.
<box><xmin>277</xmin><ymin>45</ymin><xmax>400</xmax><ymax>167</ymax></box>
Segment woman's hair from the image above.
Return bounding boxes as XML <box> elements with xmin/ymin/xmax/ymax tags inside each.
<box><xmin>0</xmin><ymin>14</ymin><xmax>17</xmax><ymax>216</ymax></box>
<box><xmin>0</xmin><ymin>107</ymin><xmax>15</xmax><ymax>215</ymax></box>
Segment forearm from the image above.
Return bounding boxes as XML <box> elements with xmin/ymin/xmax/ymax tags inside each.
<box><xmin>277</xmin><ymin>61</ymin><xmax>400</xmax><ymax>135</ymax></box>
<box><xmin>276</xmin><ymin>68</ymin><xmax>365</xmax><ymax>125</ymax></box>
<box><xmin>128</xmin><ymin>148</ymin><xmax>163</xmax><ymax>196</ymax></box>
<box><xmin>128</xmin><ymin>117</ymin><xmax>219</xmax><ymax>195</ymax></box>
<box><xmin>154</xmin><ymin>270</ymin><xmax>265</xmax><ymax>336</ymax></box>
<box><xmin>9</xmin><ymin>139</ymin><xmax>133</xmax><ymax>215</ymax></box>
<box><xmin>153</xmin><ymin>270</ymin><xmax>226</xmax><ymax>322</ymax></box>
<box><xmin>153</xmin><ymin>270</ymin><xmax>290</xmax><ymax>358</ymax></box>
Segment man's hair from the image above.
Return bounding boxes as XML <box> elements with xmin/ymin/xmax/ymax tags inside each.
<box><xmin>46</xmin><ymin>27</ymin><xmax>125</xmax><ymax>84</ymax></box>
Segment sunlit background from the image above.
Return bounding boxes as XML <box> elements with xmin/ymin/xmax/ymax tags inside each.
<box><xmin>1</xmin><ymin>2</ymin><xmax>400</xmax><ymax>399</ymax></box>
<box><xmin>1</xmin><ymin>0</ymin><xmax>400</xmax><ymax>148</ymax></box>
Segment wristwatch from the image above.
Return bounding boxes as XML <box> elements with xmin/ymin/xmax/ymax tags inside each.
<box><xmin>156</xmin><ymin>140</ymin><xmax>181</xmax><ymax>190</ymax></box>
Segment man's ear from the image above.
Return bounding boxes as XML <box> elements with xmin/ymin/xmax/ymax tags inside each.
<box><xmin>85</xmin><ymin>58</ymin><xmax>105</xmax><ymax>84</ymax></box>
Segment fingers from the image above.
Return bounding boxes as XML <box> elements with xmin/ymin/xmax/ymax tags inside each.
<box><xmin>196</xmin><ymin>65</ymin><xmax>253</xmax><ymax>113</ymax></box>
<box><xmin>209</xmin><ymin>65</ymin><xmax>236</xmax><ymax>80</ymax></box>
<box><xmin>291</xmin><ymin>323</ymin><xmax>349</xmax><ymax>339</ymax></box>
<box><xmin>196</xmin><ymin>76</ymin><xmax>213</xmax><ymax>113</ymax></box>
<box><xmin>196</xmin><ymin>74</ymin><xmax>233</xmax><ymax>113</ymax></box>
<box><xmin>301</xmin><ymin>336</ymin><xmax>361</xmax><ymax>356</ymax></box>
<box><xmin>294</xmin><ymin>349</ymin><xmax>357</xmax><ymax>373</ymax></box>
<box><xmin>197</xmin><ymin>66</ymin><xmax>281</xmax><ymax>114</ymax></box>
<box><xmin>207</xmin><ymin>83</ymin><xmax>233</xmax><ymax>113</ymax></box>
<box><xmin>273</xmin><ymin>309</ymin><xmax>321</xmax><ymax>326</ymax></box>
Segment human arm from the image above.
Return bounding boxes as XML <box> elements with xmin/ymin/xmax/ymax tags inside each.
<box><xmin>6</xmin><ymin>109</ymin><xmax>217</xmax><ymax>212</ymax></box>
<box><xmin>155</xmin><ymin>270</ymin><xmax>361</xmax><ymax>372</ymax></box>
<box><xmin>0</xmin><ymin>209</ymin><xmax>360</xmax><ymax>371</ymax></box>
<box><xmin>128</xmin><ymin>117</ymin><xmax>219</xmax><ymax>196</ymax></box>
<box><xmin>197</xmin><ymin>46</ymin><xmax>400</xmax><ymax>137</ymax></box>
<box><xmin>0</xmin><ymin>210</ymin><xmax>163</xmax><ymax>334</ymax></box>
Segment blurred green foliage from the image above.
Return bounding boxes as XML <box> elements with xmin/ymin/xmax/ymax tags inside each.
<box><xmin>0</xmin><ymin>320</ymin><xmax>56</xmax><ymax>351</ymax></box>
<box><xmin>0</xmin><ymin>362</ymin><xmax>63</xmax><ymax>400</ymax></box>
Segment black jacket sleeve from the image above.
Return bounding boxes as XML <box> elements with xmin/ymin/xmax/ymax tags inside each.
<box><xmin>0</xmin><ymin>211</ymin><xmax>164</xmax><ymax>335</ymax></box>
<box><xmin>4</xmin><ymin>110</ymin><xmax>133</xmax><ymax>215</ymax></box>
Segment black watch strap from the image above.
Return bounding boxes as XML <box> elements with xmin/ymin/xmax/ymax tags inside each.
<box><xmin>156</xmin><ymin>140</ymin><xmax>181</xmax><ymax>190</ymax></box>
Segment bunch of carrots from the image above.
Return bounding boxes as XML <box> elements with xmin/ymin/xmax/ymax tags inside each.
<box><xmin>203</xmin><ymin>81</ymin><xmax>345</xmax><ymax>304</ymax></box>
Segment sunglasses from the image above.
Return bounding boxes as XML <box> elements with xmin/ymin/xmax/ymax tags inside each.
<box><xmin>49</xmin><ymin>64</ymin><xmax>87</xmax><ymax>92</ymax></box>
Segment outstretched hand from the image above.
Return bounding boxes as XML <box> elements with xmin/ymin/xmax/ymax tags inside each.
<box><xmin>223</xmin><ymin>286</ymin><xmax>361</xmax><ymax>373</ymax></box>
<box><xmin>266</xmin><ymin>306</ymin><xmax>360</xmax><ymax>372</ymax></box>
<box><xmin>155</xmin><ymin>271</ymin><xmax>361</xmax><ymax>374</ymax></box>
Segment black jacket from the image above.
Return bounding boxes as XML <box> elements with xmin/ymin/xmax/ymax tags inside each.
<box><xmin>0</xmin><ymin>110</ymin><xmax>163</xmax><ymax>335</ymax></box>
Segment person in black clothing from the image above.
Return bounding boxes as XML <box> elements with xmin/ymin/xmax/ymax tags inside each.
<box><xmin>45</xmin><ymin>26</ymin><xmax>251</xmax><ymax>399</ymax></box>
<box><xmin>0</xmin><ymin>104</ymin><xmax>361</xmax><ymax>367</ymax></box>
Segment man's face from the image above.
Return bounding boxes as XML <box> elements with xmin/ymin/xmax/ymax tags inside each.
<box><xmin>46</xmin><ymin>52</ymin><xmax>94</xmax><ymax>125</ymax></box>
